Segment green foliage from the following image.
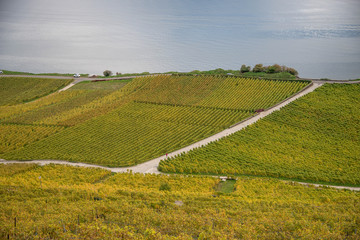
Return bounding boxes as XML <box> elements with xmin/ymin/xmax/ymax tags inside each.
<box><xmin>253</xmin><ymin>64</ymin><xmax>264</xmax><ymax>72</ymax></box>
<box><xmin>249</xmin><ymin>64</ymin><xmax>299</xmax><ymax>76</ymax></box>
<box><xmin>195</xmin><ymin>77</ymin><xmax>307</xmax><ymax>110</ymax></box>
<box><xmin>240</xmin><ymin>64</ymin><xmax>251</xmax><ymax>73</ymax></box>
<box><xmin>1</xmin><ymin>75</ymin><xmax>308</xmax><ymax>167</ymax></box>
<box><xmin>1</xmin><ymin>70</ymin><xmax>80</xmax><ymax>77</ymax></box>
<box><xmin>286</xmin><ymin>67</ymin><xmax>298</xmax><ymax>76</ymax></box>
<box><xmin>1</xmin><ymin>90</ymin><xmax>113</xmax><ymax>126</ymax></box>
<box><xmin>103</xmin><ymin>70</ymin><xmax>112</xmax><ymax>77</ymax></box>
<box><xmin>0</xmin><ymin>77</ymin><xmax>72</xmax><ymax>106</ymax></box>
<box><xmin>266</xmin><ymin>64</ymin><xmax>282</xmax><ymax>73</ymax></box>
<box><xmin>0</xmin><ymin>164</ymin><xmax>359</xmax><ymax>239</ymax></box>
<box><xmin>0</xmin><ymin>124</ymin><xmax>64</xmax><ymax>154</ymax></box>
<box><xmin>159</xmin><ymin>182</ymin><xmax>171</xmax><ymax>191</ymax></box>
<box><xmin>0</xmin><ymin>163</ymin><xmax>37</xmax><ymax>176</ymax></box>
<box><xmin>215</xmin><ymin>179</ymin><xmax>236</xmax><ymax>193</ymax></box>
<box><xmin>160</xmin><ymin>84</ymin><xmax>360</xmax><ymax>185</ymax></box>
<box><xmin>70</xmin><ymin>80</ymin><xmax>131</xmax><ymax>90</ymax></box>
<box><xmin>1</xmin><ymin>102</ymin><xmax>248</xmax><ymax>166</ymax></box>
<box><xmin>240</xmin><ymin>71</ymin><xmax>297</xmax><ymax>80</ymax></box>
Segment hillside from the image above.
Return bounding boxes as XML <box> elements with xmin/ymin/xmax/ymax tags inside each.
<box><xmin>0</xmin><ymin>77</ymin><xmax>73</xmax><ymax>106</ymax></box>
<box><xmin>1</xmin><ymin>164</ymin><xmax>359</xmax><ymax>239</ymax></box>
<box><xmin>159</xmin><ymin>84</ymin><xmax>360</xmax><ymax>186</ymax></box>
<box><xmin>0</xmin><ymin>75</ymin><xmax>309</xmax><ymax>167</ymax></box>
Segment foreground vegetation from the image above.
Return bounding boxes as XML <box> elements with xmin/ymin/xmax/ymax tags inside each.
<box><xmin>1</xmin><ymin>75</ymin><xmax>308</xmax><ymax>166</ymax></box>
<box><xmin>160</xmin><ymin>84</ymin><xmax>360</xmax><ymax>186</ymax></box>
<box><xmin>0</xmin><ymin>77</ymin><xmax>72</xmax><ymax>106</ymax></box>
<box><xmin>0</xmin><ymin>164</ymin><xmax>359</xmax><ymax>239</ymax></box>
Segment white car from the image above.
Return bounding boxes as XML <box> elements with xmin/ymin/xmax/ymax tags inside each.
<box><xmin>0</xmin><ymin>70</ymin><xmax>3</xmax><ymax>74</ymax></box>
<box><xmin>73</xmin><ymin>73</ymin><xmax>80</xmax><ymax>78</ymax></box>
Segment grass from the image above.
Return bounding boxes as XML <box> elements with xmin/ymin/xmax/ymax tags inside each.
<box><xmin>95</xmin><ymin>72</ymin><xmax>155</xmax><ymax>78</ymax></box>
<box><xmin>240</xmin><ymin>71</ymin><xmax>297</xmax><ymax>79</ymax></box>
<box><xmin>176</xmin><ymin>69</ymin><xmax>298</xmax><ymax>80</ymax></box>
<box><xmin>2</xmin><ymin>69</ymin><xmax>302</xmax><ymax>80</ymax></box>
<box><xmin>215</xmin><ymin>179</ymin><xmax>236</xmax><ymax>193</ymax></box>
<box><xmin>1</xmin><ymin>70</ymin><xmax>88</xmax><ymax>77</ymax></box>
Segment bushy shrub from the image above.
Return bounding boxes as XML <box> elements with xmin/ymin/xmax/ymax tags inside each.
<box><xmin>240</xmin><ymin>64</ymin><xmax>251</xmax><ymax>73</ymax></box>
<box><xmin>286</xmin><ymin>67</ymin><xmax>298</xmax><ymax>76</ymax></box>
<box><xmin>253</xmin><ymin>64</ymin><xmax>264</xmax><ymax>72</ymax></box>
<box><xmin>266</xmin><ymin>64</ymin><xmax>282</xmax><ymax>73</ymax></box>
<box><xmin>103</xmin><ymin>70</ymin><xmax>112</xmax><ymax>77</ymax></box>
<box><xmin>213</xmin><ymin>68</ymin><xmax>226</xmax><ymax>74</ymax></box>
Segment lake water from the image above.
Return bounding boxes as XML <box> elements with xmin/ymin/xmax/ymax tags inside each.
<box><xmin>0</xmin><ymin>0</ymin><xmax>359</xmax><ymax>79</ymax></box>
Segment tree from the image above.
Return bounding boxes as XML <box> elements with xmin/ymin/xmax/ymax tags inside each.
<box><xmin>103</xmin><ymin>70</ymin><xmax>112</xmax><ymax>77</ymax></box>
<box><xmin>253</xmin><ymin>64</ymin><xmax>264</xmax><ymax>73</ymax></box>
<box><xmin>286</xmin><ymin>67</ymin><xmax>298</xmax><ymax>76</ymax></box>
<box><xmin>266</xmin><ymin>64</ymin><xmax>282</xmax><ymax>73</ymax></box>
<box><xmin>240</xmin><ymin>64</ymin><xmax>251</xmax><ymax>73</ymax></box>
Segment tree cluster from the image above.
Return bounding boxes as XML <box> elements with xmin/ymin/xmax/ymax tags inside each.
<box><xmin>240</xmin><ymin>64</ymin><xmax>298</xmax><ymax>76</ymax></box>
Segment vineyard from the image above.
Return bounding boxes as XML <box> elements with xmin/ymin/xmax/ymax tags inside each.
<box><xmin>0</xmin><ymin>124</ymin><xmax>64</xmax><ymax>154</ymax></box>
<box><xmin>124</xmin><ymin>75</ymin><xmax>308</xmax><ymax>109</ymax></box>
<box><xmin>159</xmin><ymin>84</ymin><xmax>360</xmax><ymax>186</ymax></box>
<box><xmin>0</xmin><ymin>164</ymin><xmax>359</xmax><ymax>239</ymax></box>
<box><xmin>1</xmin><ymin>102</ymin><xmax>249</xmax><ymax>166</ymax></box>
<box><xmin>0</xmin><ymin>75</ymin><xmax>309</xmax><ymax>166</ymax></box>
<box><xmin>0</xmin><ymin>77</ymin><xmax>73</xmax><ymax>106</ymax></box>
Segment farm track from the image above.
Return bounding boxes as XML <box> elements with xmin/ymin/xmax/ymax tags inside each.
<box><xmin>1</xmin><ymin>76</ymin><xmax>359</xmax><ymax>191</ymax></box>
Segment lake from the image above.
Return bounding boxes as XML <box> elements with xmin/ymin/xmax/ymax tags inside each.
<box><xmin>0</xmin><ymin>0</ymin><xmax>359</xmax><ymax>79</ymax></box>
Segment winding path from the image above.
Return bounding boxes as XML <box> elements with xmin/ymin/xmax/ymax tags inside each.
<box><xmin>1</xmin><ymin>76</ymin><xmax>359</xmax><ymax>191</ymax></box>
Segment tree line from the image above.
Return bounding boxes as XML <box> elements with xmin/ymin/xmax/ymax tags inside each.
<box><xmin>240</xmin><ymin>64</ymin><xmax>298</xmax><ymax>76</ymax></box>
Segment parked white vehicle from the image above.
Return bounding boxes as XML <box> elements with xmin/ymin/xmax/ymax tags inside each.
<box><xmin>73</xmin><ymin>73</ymin><xmax>80</xmax><ymax>78</ymax></box>
<box><xmin>0</xmin><ymin>70</ymin><xmax>3</xmax><ymax>74</ymax></box>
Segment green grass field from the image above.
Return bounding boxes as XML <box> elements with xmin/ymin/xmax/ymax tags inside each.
<box><xmin>0</xmin><ymin>164</ymin><xmax>359</xmax><ymax>239</ymax></box>
<box><xmin>0</xmin><ymin>77</ymin><xmax>73</xmax><ymax>106</ymax></box>
<box><xmin>159</xmin><ymin>84</ymin><xmax>360</xmax><ymax>186</ymax></box>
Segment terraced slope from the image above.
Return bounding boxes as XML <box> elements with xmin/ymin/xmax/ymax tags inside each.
<box><xmin>0</xmin><ymin>77</ymin><xmax>72</xmax><ymax>106</ymax></box>
<box><xmin>159</xmin><ymin>84</ymin><xmax>360</xmax><ymax>186</ymax></box>
<box><xmin>0</xmin><ymin>164</ymin><xmax>359</xmax><ymax>239</ymax></box>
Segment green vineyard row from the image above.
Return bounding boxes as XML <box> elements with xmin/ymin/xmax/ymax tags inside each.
<box><xmin>1</xmin><ymin>75</ymin><xmax>309</xmax><ymax>167</ymax></box>
<box><xmin>159</xmin><ymin>84</ymin><xmax>360</xmax><ymax>185</ymax></box>
<box><xmin>1</xmin><ymin>102</ymin><xmax>249</xmax><ymax>166</ymax></box>
<box><xmin>0</xmin><ymin>124</ymin><xmax>65</xmax><ymax>154</ymax></box>
<box><xmin>0</xmin><ymin>77</ymin><xmax>73</xmax><ymax>106</ymax></box>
